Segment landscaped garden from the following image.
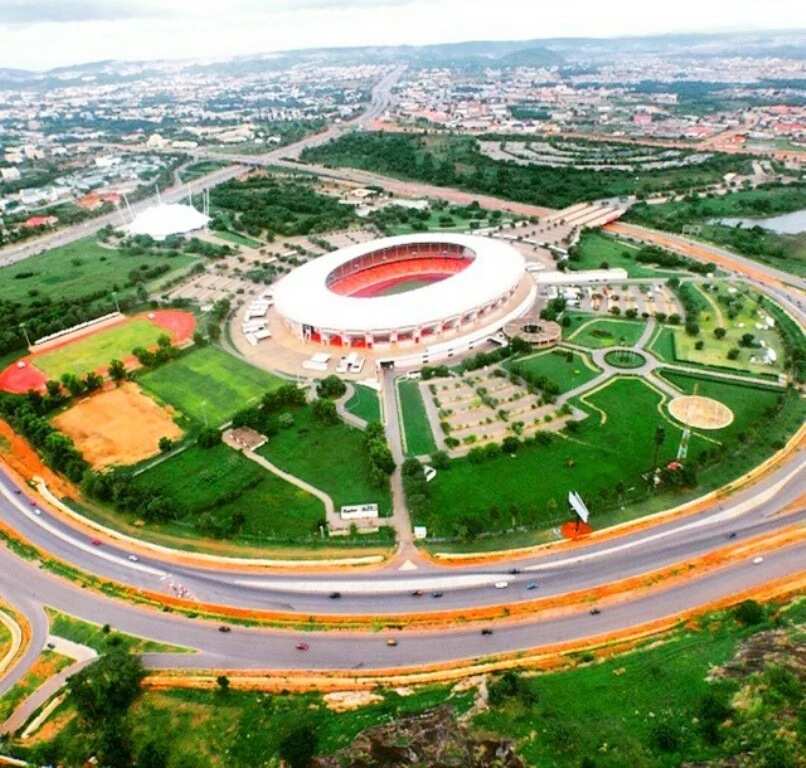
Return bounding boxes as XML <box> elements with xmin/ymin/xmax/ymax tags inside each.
<box><xmin>505</xmin><ymin>349</ymin><xmax>601</xmax><ymax>394</ymax></box>
<box><xmin>565</xmin><ymin>314</ymin><xmax>648</xmax><ymax>349</ymax></box>
<box><xmin>604</xmin><ymin>349</ymin><xmax>646</xmax><ymax>369</ymax></box>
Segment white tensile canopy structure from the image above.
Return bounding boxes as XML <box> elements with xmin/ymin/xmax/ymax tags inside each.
<box><xmin>126</xmin><ymin>203</ymin><xmax>209</xmax><ymax>241</ymax></box>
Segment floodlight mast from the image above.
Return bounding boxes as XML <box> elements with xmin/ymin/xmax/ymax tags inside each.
<box><xmin>568</xmin><ymin>491</ymin><xmax>590</xmax><ymax>531</ymax></box>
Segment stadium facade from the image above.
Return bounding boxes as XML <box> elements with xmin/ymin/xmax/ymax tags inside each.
<box><xmin>273</xmin><ymin>233</ymin><xmax>527</xmax><ymax>352</ymax></box>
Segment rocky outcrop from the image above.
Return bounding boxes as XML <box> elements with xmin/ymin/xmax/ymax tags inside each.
<box><xmin>312</xmin><ymin>704</ymin><xmax>524</xmax><ymax>768</ymax></box>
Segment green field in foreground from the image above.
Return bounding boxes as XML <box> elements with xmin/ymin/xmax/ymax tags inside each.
<box><xmin>421</xmin><ymin>377</ymin><xmax>693</xmax><ymax>537</ymax></box>
<box><xmin>17</xmin><ymin>600</ymin><xmax>803</xmax><ymax>768</ymax></box>
<box><xmin>398</xmin><ymin>379</ymin><xmax>438</xmax><ymax>456</ymax></box>
<box><xmin>507</xmin><ymin>349</ymin><xmax>602</xmax><ymax>393</ymax></box>
<box><xmin>34</xmin><ymin>318</ymin><xmax>164</xmax><ymax>379</ymax></box>
<box><xmin>0</xmin><ymin>237</ymin><xmax>196</xmax><ymax>306</ymax></box>
<box><xmin>258</xmin><ymin>403</ymin><xmax>393</xmax><ymax>515</ymax></box>
<box><xmin>46</xmin><ymin>608</ymin><xmax>188</xmax><ymax>654</ymax></box>
<box><xmin>139</xmin><ymin>346</ymin><xmax>285</xmax><ymax>426</ymax></box>
<box><xmin>565</xmin><ymin>315</ymin><xmax>648</xmax><ymax>349</ymax></box>
<box><xmin>131</xmin><ymin>442</ymin><xmax>325</xmax><ymax>541</ymax></box>
<box><xmin>344</xmin><ymin>383</ymin><xmax>382</xmax><ymax>423</ymax></box>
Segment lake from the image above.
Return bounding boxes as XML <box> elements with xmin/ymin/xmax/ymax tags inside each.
<box><xmin>714</xmin><ymin>208</ymin><xmax>806</xmax><ymax>235</ymax></box>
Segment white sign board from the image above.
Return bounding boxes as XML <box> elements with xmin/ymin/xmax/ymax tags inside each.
<box><xmin>340</xmin><ymin>503</ymin><xmax>379</xmax><ymax>521</ymax></box>
<box><xmin>568</xmin><ymin>491</ymin><xmax>590</xmax><ymax>524</ymax></box>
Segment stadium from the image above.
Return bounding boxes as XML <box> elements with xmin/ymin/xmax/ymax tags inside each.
<box><xmin>272</xmin><ymin>233</ymin><xmax>531</xmax><ymax>359</ymax></box>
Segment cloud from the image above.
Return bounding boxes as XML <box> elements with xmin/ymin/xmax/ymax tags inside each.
<box><xmin>0</xmin><ymin>0</ymin><xmax>413</xmax><ymax>25</ymax></box>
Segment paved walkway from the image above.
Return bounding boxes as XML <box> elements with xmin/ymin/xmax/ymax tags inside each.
<box><xmin>0</xmin><ymin>610</ymin><xmax>22</xmax><ymax>681</ymax></box>
<box><xmin>334</xmin><ymin>382</ymin><xmax>369</xmax><ymax>431</ymax></box>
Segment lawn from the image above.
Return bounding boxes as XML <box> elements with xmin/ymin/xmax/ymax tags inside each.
<box><xmin>25</xmin><ymin>684</ymin><xmax>471</xmax><ymax>768</ymax></box>
<box><xmin>566</xmin><ymin>315</ymin><xmax>648</xmax><ymax>349</ymax></box>
<box><xmin>0</xmin><ymin>237</ymin><xmax>196</xmax><ymax>306</ymax></box>
<box><xmin>568</xmin><ymin>231</ymin><xmax>680</xmax><ymax>278</ymax></box>
<box><xmin>0</xmin><ymin>650</ymin><xmax>72</xmax><ymax>722</ymax></box>
<box><xmin>398</xmin><ymin>379</ymin><xmax>438</xmax><ymax>456</ymax></box>
<box><xmin>212</xmin><ymin>229</ymin><xmax>263</xmax><ymax>249</ymax></box>
<box><xmin>422</xmin><ymin>377</ymin><xmax>690</xmax><ymax>537</ymax></box>
<box><xmin>671</xmin><ymin>281</ymin><xmax>786</xmax><ymax>376</ymax></box>
<box><xmin>34</xmin><ymin>318</ymin><xmax>165</xmax><ymax>379</ymax></box>
<box><xmin>658</xmin><ymin>369</ymin><xmax>786</xmax><ymax>444</ymax></box>
<box><xmin>257</xmin><ymin>404</ymin><xmax>393</xmax><ymax>515</ymax></box>
<box><xmin>45</xmin><ymin>608</ymin><xmax>188</xmax><ymax>654</ymax></box>
<box><xmin>507</xmin><ymin>349</ymin><xmax>601</xmax><ymax>394</ymax></box>
<box><xmin>474</xmin><ymin>606</ymin><xmax>795</xmax><ymax>768</ymax></box>
<box><xmin>132</xmin><ymin>443</ymin><xmax>325</xmax><ymax>541</ymax></box>
<box><xmin>345</xmin><ymin>384</ymin><xmax>382</xmax><ymax>423</ymax></box>
<box><xmin>649</xmin><ymin>325</ymin><xmax>677</xmax><ymax>362</ymax></box>
<box><xmin>139</xmin><ymin>346</ymin><xmax>285</xmax><ymax>426</ymax></box>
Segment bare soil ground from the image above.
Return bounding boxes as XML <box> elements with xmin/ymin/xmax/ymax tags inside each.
<box><xmin>53</xmin><ymin>382</ymin><xmax>183</xmax><ymax>469</ymax></box>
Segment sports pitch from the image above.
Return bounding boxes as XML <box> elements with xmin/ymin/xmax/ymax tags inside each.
<box><xmin>33</xmin><ymin>318</ymin><xmax>165</xmax><ymax>380</ymax></box>
<box><xmin>139</xmin><ymin>346</ymin><xmax>285</xmax><ymax>426</ymax></box>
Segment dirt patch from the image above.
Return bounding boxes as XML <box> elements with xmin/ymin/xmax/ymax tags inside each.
<box><xmin>53</xmin><ymin>382</ymin><xmax>183</xmax><ymax>470</ymax></box>
<box><xmin>669</xmin><ymin>395</ymin><xmax>734</xmax><ymax>430</ymax></box>
<box><xmin>323</xmin><ymin>690</ymin><xmax>384</xmax><ymax>711</ymax></box>
<box><xmin>147</xmin><ymin>309</ymin><xmax>196</xmax><ymax>345</ymax></box>
<box><xmin>0</xmin><ymin>420</ymin><xmax>78</xmax><ymax>498</ymax></box>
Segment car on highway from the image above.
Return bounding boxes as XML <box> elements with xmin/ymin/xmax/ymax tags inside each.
<box><xmin>526</xmin><ymin>582</ymin><xmax>538</xmax><ymax>591</ymax></box>
<box><xmin>32</xmin><ymin>507</ymin><xmax>41</xmax><ymax>516</ymax></box>
<box><xmin>752</xmin><ymin>556</ymin><xmax>764</xmax><ymax>565</ymax></box>
<box><xmin>431</xmin><ymin>591</ymin><xmax>443</xmax><ymax>599</ymax></box>
<box><xmin>127</xmin><ymin>554</ymin><xmax>139</xmax><ymax>562</ymax></box>
<box><xmin>295</xmin><ymin>642</ymin><xmax>310</xmax><ymax>651</ymax></box>
<box><xmin>218</xmin><ymin>626</ymin><xmax>231</xmax><ymax>633</ymax></box>
<box><xmin>494</xmin><ymin>581</ymin><xmax>509</xmax><ymax>589</ymax></box>
<box><xmin>329</xmin><ymin>591</ymin><xmax>341</xmax><ymax>599</ymax></box>
<box><xmin>386</xmin><ymin>638</ymin><xmax>398</xmax><ymax>647</ymax></box>
<box><xmin>410</xmin><ymin>590</ymin><xmax>423</xmax><ymax>597</ymax></box>
<box><xmin>481</xmin><ymin>628</ymin><xmax>494</xmax><ymax>636</ymax></box>
<box><xmin>90</xmin><ymin>539</ymin><xmax>102</xmax><ymax>547</ymax></box>
<box><xmin>590</xmin><ymin>608</ymin><xmax>601</xmax><ymax>615</ymax></box>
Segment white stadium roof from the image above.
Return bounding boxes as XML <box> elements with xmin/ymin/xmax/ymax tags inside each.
<box><xmin>273</xmin><ymin>233</ymin><xmax>525</xmax><ymax>334</ymax></box>
<box><xmin>126</xmin><ymin>203</ymin><xmax>209</xmax><ymax>240</ymax></box>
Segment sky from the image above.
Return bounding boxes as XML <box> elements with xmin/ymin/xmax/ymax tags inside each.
<box><xmin>1</xmin><ymin>0</ymin><xmax>804</xmax><ymax>71</ymax></box>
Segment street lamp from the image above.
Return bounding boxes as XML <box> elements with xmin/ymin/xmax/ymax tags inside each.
<box><xmin>19</xmin><ymin>322</ymin><xmax>31</xmax><ymax>349</ymax></box>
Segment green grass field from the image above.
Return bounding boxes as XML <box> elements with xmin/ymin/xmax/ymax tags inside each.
<box><xmin>344</xmin><ymin>384</ymin><xmax>382</xmax><ymax>423</ymax></box>
<box><xmin>132</xmin><ymin>443</ymin><xmax>325</xmax><ymax>541</ymax></box>
<box><xmin>649</xmin><ymin>325</ymin><xmax>677</xmax><ymax>362</ymax></box>
<box><xmin>139</xmin><ymin>346</ymin><xmax>285</xmax><ymax>426</ymax></box>
<box><xmin>422</xmin><ymin>377</ymin><xmax>691</xmax><ymax>536</ymax></box>
<box><xmin>34</xmin><ymin>318</ymin><xmax>165</xmax><ymax>379</ymax></box>
<box><xmin>398</xmin><ymin>379</ymin><xmax>438</xmax><ymax>456</ymax></box>
<box><xmin>508</xmin><ymin>349</ymin><xmax>602</xmax><ymax>394</ymax></box>
<box><xmin>0</xmin><ymin>237</ymin><xmax>196</xmax><ymax>306</ymax></box>
<box><xmin>659</xmin><ymin>370</ymin><xmax>785</xmax><ymax>443</ymax></box>
<box><xmin>568</xmin><ymin>231</ymin><xmax>680</xmax><ymax>278</ymax></box>
<box><xmin>212</xmin><ymin>230</ymin><xmax>263</xmax><ymax>248</ymax></box>
<box><xmin>671</xmin><ymin>282</ymin><xmax>785</xmax><ymax>376</ymax></box>
<box><xmin>566</xmin><ymin>315</ymin><xmax>648</xmax><ymax>349</ymax></box>
<box><xmin>46</xmin><ymin>608</ymin><xmax>188</xmax><ymax>654</ymax></box>
<box><xmin>257</xmin><ymin>404</ymin><xmax>392</xmax><ymax>515</ymax></box>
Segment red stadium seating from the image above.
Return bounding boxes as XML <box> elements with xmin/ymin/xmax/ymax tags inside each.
<box><xmin>329</xmin><ymin>256</ymin><xmax>470</xmax><ymax>297</ymax></box>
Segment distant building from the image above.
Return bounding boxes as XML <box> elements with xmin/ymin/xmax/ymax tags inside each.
<box><xmin>23</xmin><ymin>215</ymin><xmax>58</xmax><ymax>229</ymax></box>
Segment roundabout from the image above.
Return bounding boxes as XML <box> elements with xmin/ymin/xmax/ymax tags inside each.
<box><xmin>603</xmin><ymin>349</ymin><xmax>646</xmax><ymax>369</ymax></box>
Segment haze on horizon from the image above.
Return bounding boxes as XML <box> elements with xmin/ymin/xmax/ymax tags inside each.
<box><xmin>1</xmin><ymin>0</ymin><xmax>805</xmax><ymax>71</ymax></box>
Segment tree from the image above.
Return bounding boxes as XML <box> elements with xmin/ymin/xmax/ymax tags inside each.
<box><xmin>138</xmin><ymin>740</ymin><xmax>170</xmax><ymax>768</ymax></box>
<box><xmin>279</xmin><ymin>725</ymin><xmax>318</xmax><ymax>768</ymax></box>
<box><xmin>158</xmin><ymin>436</ymin><xmax>174</xmax><ymax>453</ymax></box>
<box><xmin>67</xmin><ymin>650</ymin><xmax>144</xmax><ymax>726</ymax></box>
<box><xmin>216</xmin><ymin>674</ymin><xmax>230</xmax><ymax>693</ymax></box>
<box><xmin>108</xmin><ymin>359</ymin><xmax>127</xmax><ymax>383</ymax></box>
<box><xmin>652</xmin><ymin>425</ymin><xmax>665</xmax><ymax>470</ymax></box>
<box><xmin>312</xmin><ymin>397</ymin><xmax>338</xmax><ymax>424</ymax></box>
<box><xmin>197</xmin><ymin>428</ymin><xmax>221</xmax><ymax>448</ymax></box>
<box><xmin>84</xmin><ymin>371</ymin><xmax>103</xmax><ymax>392</ymax></box>
<box><xmin>316</xmin><ymin>375</ymin><xmax>347</xmax><ymax>399</ymax></box>
<box><xmin>714</xmin><ymin>327</ymin><xmax>727</xmax><ymax>340</ymax></box>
